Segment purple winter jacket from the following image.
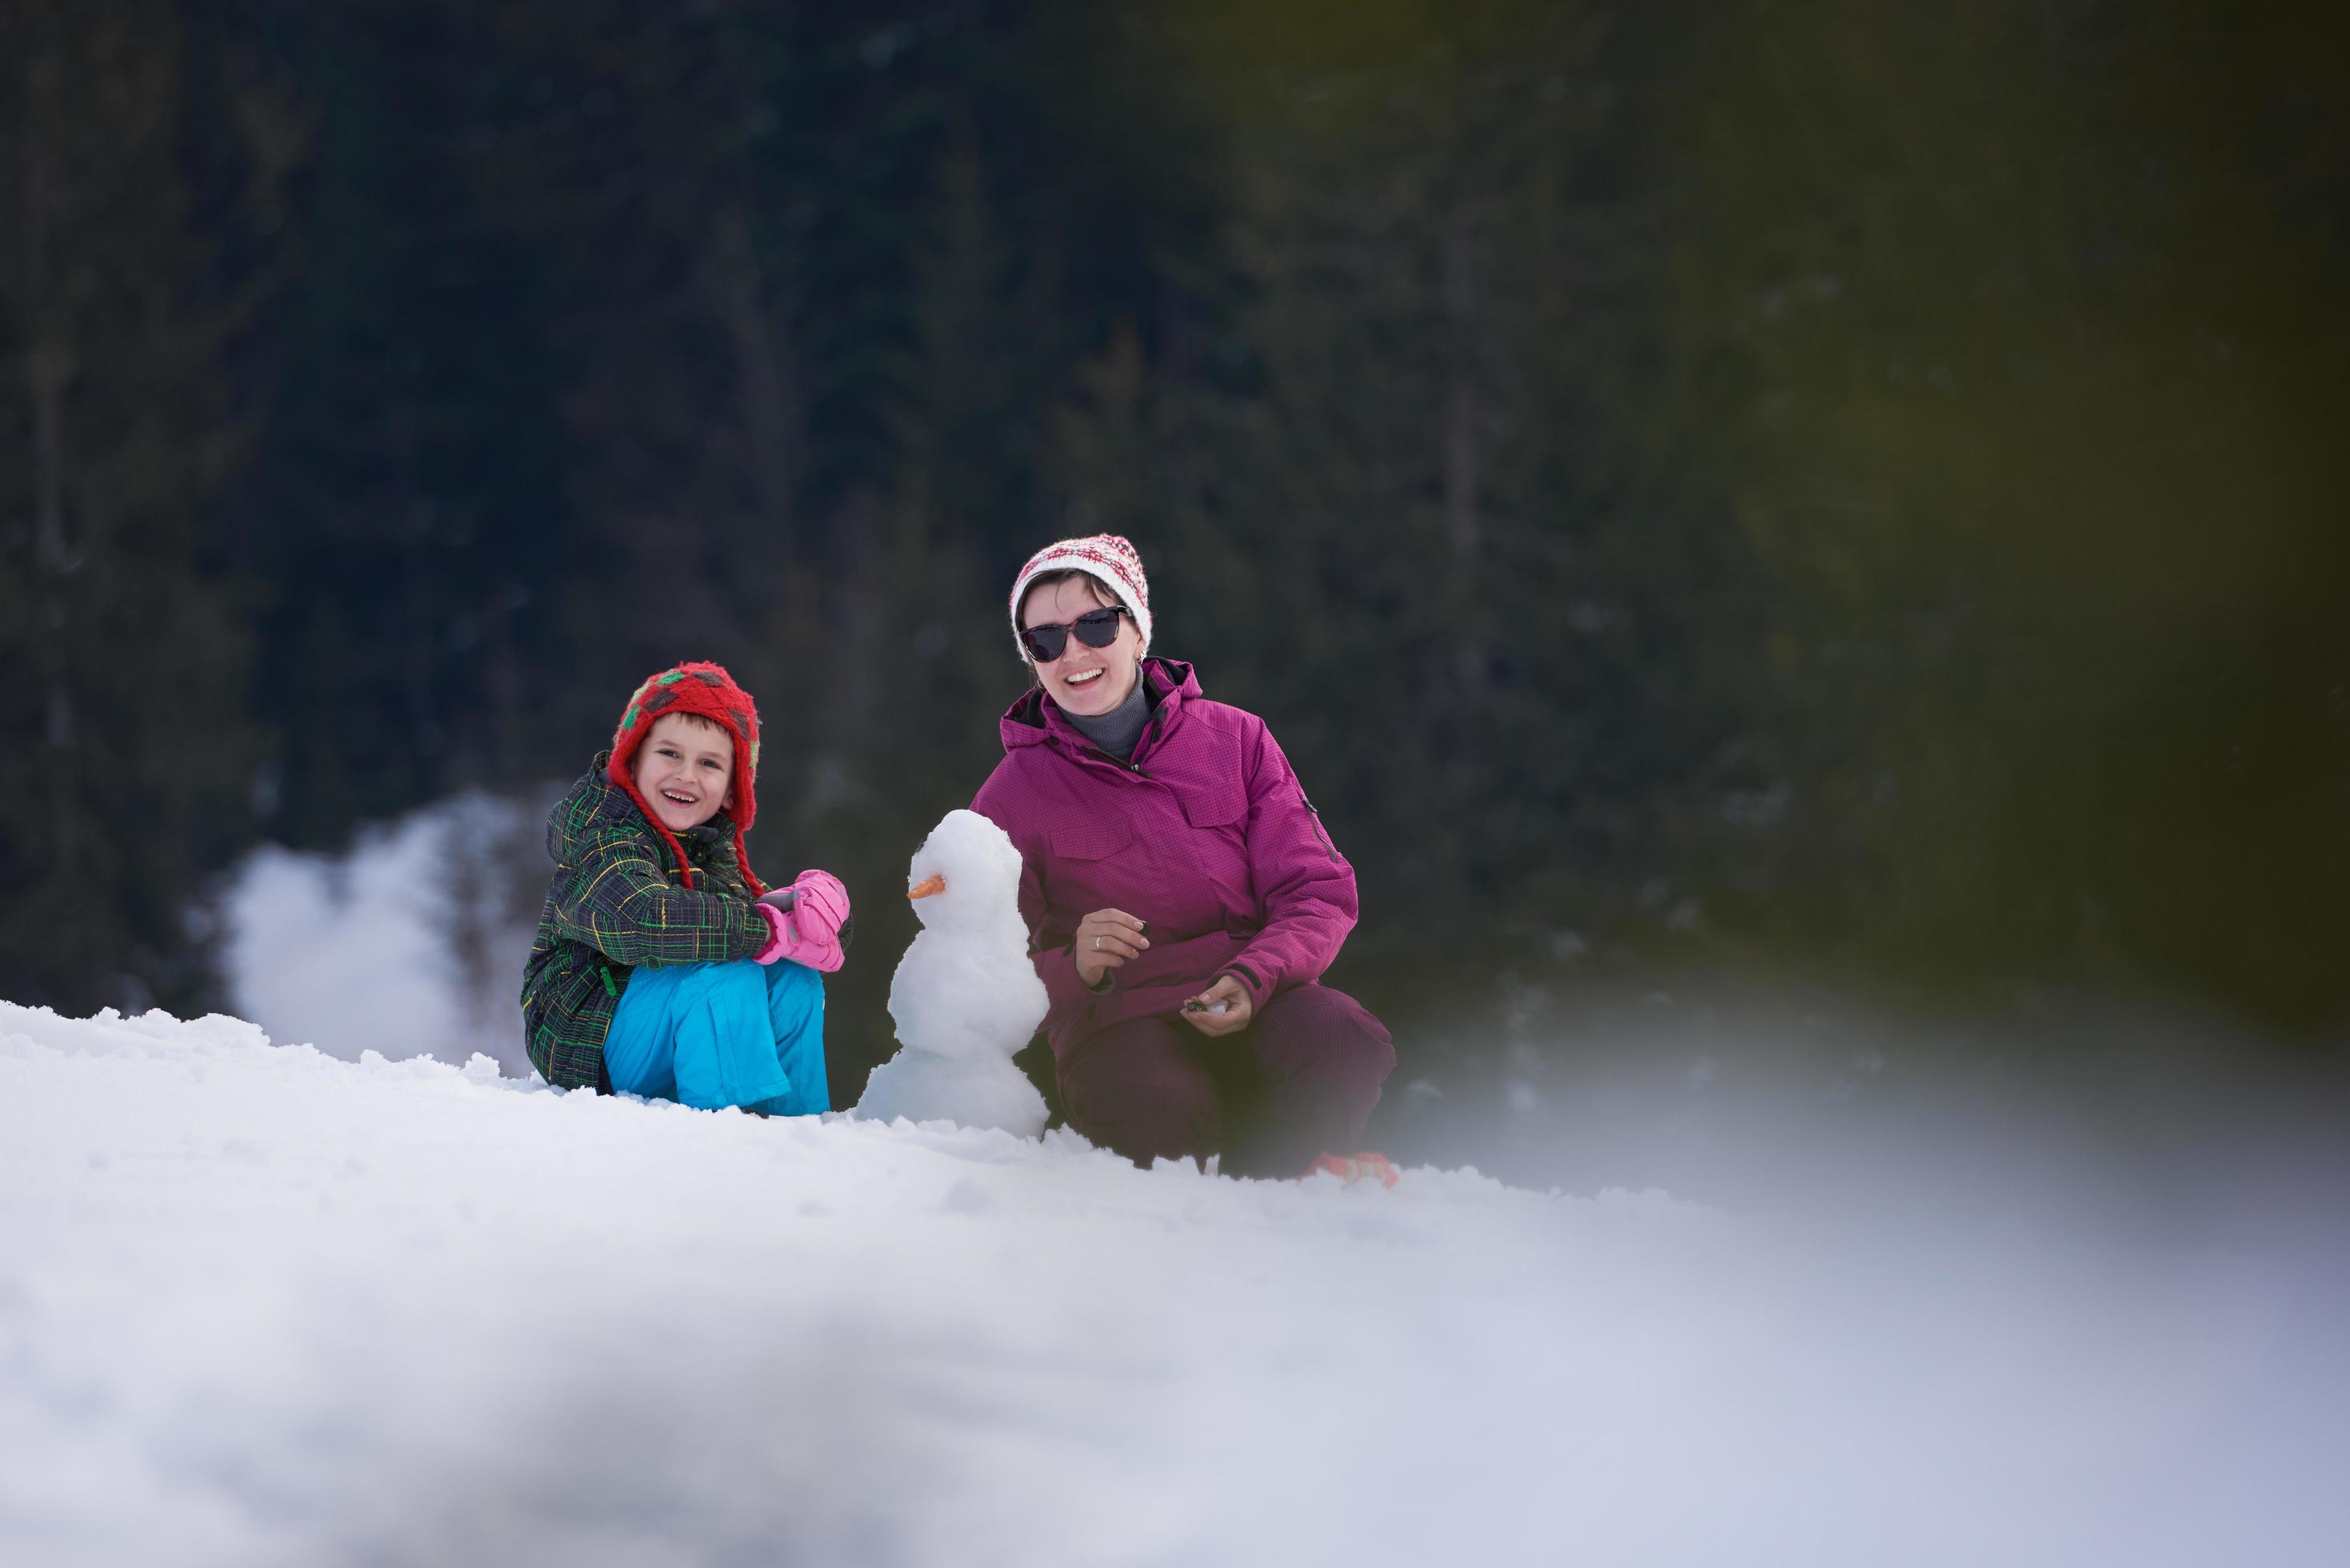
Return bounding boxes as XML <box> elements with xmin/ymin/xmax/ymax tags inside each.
<box><xmin>971</xmin><ymin>658</ymin><xmax>1359</xmax><ymax>1061</ymax></box>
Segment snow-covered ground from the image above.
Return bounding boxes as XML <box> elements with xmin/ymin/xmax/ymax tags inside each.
<box><xmin>5</xmin><ymin>1000</ymin><xmax>2344</xmax><ymax>1566</ymax></box>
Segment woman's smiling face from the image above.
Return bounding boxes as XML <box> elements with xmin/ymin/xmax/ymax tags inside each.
<box><xmin>1021</xmin><ymin>574</ymin><xmax>1144</xmax><ymax>718</ymax></box>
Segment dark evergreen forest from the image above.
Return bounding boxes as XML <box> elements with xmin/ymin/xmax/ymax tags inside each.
<box><xmin>6</xmin><ymin>0</ymin><xmax>2346</xmax><ymax>1086</ymax></box>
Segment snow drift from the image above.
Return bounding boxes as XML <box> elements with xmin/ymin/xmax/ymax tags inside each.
<box><xmin>218</xmin><ymin>792</ymin><xmax>547</xmax><ymax>1077</ymax></box>
<box><xmin>3</xmin><ymin>999</ymin><xmax>2344</xmax><ymax>1567</ymax></box>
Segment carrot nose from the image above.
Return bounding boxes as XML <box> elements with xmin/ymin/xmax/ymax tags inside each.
<box><xmin>907</xmin><ymin>874</ymin><xmax>947</xmax><ymax>900</ymax></box>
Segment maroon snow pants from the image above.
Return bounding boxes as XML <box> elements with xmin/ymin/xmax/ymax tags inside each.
<box><xmin>1055</xmin><ymin>985</ymin><xmax>1396</xmax><ymax>1178</ymax></box>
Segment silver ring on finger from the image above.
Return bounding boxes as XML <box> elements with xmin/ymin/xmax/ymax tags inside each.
<box><xmin>1094</xmin><ymin>935</ymin><xmax>1102</xmax><ymax>950</ymax></box>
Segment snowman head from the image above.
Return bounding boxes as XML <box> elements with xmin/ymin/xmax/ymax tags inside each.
<box><xmin>905</xmin><ymin>809</ymin><xmax>1026</xmax><ymax>935</ymax></box>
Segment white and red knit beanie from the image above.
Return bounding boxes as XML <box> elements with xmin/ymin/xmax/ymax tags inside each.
<box><xmin>1007</xmin><ymin>534</ymin><xmax>1153</xmax><ymax>660</ymax></box>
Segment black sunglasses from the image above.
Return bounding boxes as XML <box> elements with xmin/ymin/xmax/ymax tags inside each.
<box><xmin>1019</xmin><ymin>604</ymin><xmax>1131</xmax><ymax>663</ymax></box>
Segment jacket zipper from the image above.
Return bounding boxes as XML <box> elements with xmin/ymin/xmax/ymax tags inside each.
<box><xmin>1083</xmin><ymin>746</ymin><xmax>1147</xmax><ymax>779</ymax></box>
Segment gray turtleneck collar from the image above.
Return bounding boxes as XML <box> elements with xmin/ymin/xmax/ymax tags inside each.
<box><xmin>1059</xmin><ymin>674</ymin><xmax>1152</xmax><ymax>763</ymax></box>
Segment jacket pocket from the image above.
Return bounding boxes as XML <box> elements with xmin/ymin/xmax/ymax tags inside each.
<box><xmin>1051</xmin><ymin>817</ymin><xmax>1135</xmax><ymax>861</ymax></box>
<box><xmin>1179</xmin><ymin>782</ymin><xmax>1249</xmax><ymax>830</ymax></box>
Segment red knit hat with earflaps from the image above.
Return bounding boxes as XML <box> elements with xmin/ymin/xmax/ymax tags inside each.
<box><xmin>606</xmin><ymin>661</ymin><xmax>766</xmax><ymax>894</ymax></box>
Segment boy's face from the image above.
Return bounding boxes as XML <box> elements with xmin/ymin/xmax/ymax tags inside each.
<box><xmin>631</xmin><ymin>714</ymin><xmax>735</xmax><ymax>834</ymax></box>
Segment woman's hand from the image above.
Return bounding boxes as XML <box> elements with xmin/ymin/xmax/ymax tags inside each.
<box><xmin>1179</xmin><ymin>974</ymin><xmax>1253</xmax><ymax>1037</ymax></box>
<box><xmin>1073</xmin><ymin>908</ymin><xmax>1149</xmax><ymax>988</ymax></box>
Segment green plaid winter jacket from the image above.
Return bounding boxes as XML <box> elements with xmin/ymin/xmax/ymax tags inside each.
<box><xmin>520</xmin><ymin>755</ymin><xmax>771</xmax><ymax>1090</ymax></box>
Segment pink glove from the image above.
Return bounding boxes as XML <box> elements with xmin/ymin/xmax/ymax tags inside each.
<box><xmin>751</xmin><ymin>870</ymin><xmax>851</xmax><ymax>972</ymax></box>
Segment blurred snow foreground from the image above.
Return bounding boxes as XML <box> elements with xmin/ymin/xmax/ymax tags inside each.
<box><xmin>6</xmin><ymin>1005</ymin><xmax>2346</xmax><ymax>1567</ymax></box>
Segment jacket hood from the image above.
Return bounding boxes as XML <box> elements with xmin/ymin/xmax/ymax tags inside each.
<box><xmin>999</xmin><ymin>657</ymin><xmax>1201</xmax><ymax>755</ymax></box>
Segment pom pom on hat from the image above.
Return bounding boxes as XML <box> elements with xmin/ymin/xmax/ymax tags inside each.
<box><xmin>606</xmin><ymin>660</ymin><xmax>765</xmax><ymax>893</ymax></box>
<box><xmin>1007</xmin><ymin>534</ymin><xmax>1152</xmax><ymax>660</ymax></box>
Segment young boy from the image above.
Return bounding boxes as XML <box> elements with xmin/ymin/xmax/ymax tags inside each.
<box><xmin>521</xmin><ymin>661</ymin><xmax>849</xmax><ymax>1112</ymax></box>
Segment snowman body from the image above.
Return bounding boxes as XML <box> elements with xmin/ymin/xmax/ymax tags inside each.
<box><xmin>856</xmin><ymin>810</ymin><xmax>1050</xmax><ymax>1135</ymax></box>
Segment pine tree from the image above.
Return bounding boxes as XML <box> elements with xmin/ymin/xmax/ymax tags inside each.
<box><xmin>1663</xmin><ymin>0</ymin><xmax>2350</xmax><ymax>1025</ymax></box>
<box><xmin>234</xmin><ymin>0</ymin><xmax>573</xmax><ymax>847</ymax></box>
<box><xmin>0</xmin><ymin>0</ymin><xmax>284</xmax><ymax>1011</ymax></box>
<box><xmin>1052</xmin><ymin>0</ymin><xmax>1759</xmax><ymax>990</ymax></box>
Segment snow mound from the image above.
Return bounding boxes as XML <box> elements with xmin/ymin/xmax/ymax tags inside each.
<box><xmin>2</xmin><ymin>999</ymin><xmax>2341</xmax><ymax>1567</ymax></box>
<box><xmin>218</xmin><ymin>792</ymin><xmax>546</xmax><ymax>1075</ymax></box>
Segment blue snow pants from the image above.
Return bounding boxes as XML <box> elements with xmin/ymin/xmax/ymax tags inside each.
<box><xmin>603</xmin><ymin>958</ymin><xmax>830</xmax><ymax>1115</ymax></box>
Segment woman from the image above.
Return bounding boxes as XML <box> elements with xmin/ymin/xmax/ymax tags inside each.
<box><xmin>971</xmin><ymin>534</ymin><xmax>1395</xmax><ymax>1178</ymax></box>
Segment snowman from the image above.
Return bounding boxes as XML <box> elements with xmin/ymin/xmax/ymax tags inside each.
<box><xmin>853</xmin><ymin>809</ymin><xmax>1051</xmax><ymax>1135</ymax></box>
